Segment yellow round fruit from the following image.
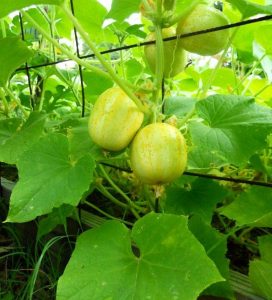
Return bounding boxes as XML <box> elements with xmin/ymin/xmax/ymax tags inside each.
<box><xmin>176</xmin><ymin>4</ymin><xmax>230</xmax><ymax>56</ymax></box>
<box><xmin>130</xmin><ymin>123</ymin><xmax>187</xmax><ymax>184</ymax></box>
<box><xmin>88</xmin><ymin>87</ymin><xmax>144</xmax><ymax>151</ymax></box>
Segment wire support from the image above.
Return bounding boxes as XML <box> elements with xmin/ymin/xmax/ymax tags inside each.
<box><xmin>99</xmin><ymin>162</ymin><xmax>272</xmax><ymax>188</ymax></box>
<box><xmin>15</xmin><ymin>14</ymin><xmax>272</xmax><ymax>72</ymax></box>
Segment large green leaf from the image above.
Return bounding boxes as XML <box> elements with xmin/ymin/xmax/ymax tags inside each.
<box><xmin>220</xmin><ymin>186</ymin><xmax>272</xmax><ymax>227</ymax></box>
<box><xmin>0</xmin><ymin>112</ymin><xmax>46</xmax><ymax>164</ymax></box>
<box><xmin>0</xmin><ymin>0</ymin><xmax>63</xmax><ymax>18</ymax></box>
<box><xmin>189</xmin><ymin>216</ymin><xmax>234</xmax><ymax>299</ymax></box>
<box><xmin>190</xmin><ymin>95</ymin><xmax>272</xmax><ymax>167</ymax></box>
<box><xmin>107</xmin><ymin>0</ymin><xmax>141</xmax><ymax>22</ymax></box>
<box><xmin>57</xmin><ymin>213</ymin><xmax>223</xmax><ymax>300</ymax></box>
<box><xmin>226</xmin><ymin>0</ymin><xmax>272</xmax><ymax>18</ymax></box>
<box><xmin>164</xmin><ymin>178</ymin><xmax>227</xmax><ymax>223</ymax></box>
<box><xmin>0</xmin><ymin>37</ymin><xmax>33</xmax><ymax>86</ymax></box>
<box><xmin>6</xmin><ymin>133</ymin><xmax>95</xmax><ymax>223</ymax></box>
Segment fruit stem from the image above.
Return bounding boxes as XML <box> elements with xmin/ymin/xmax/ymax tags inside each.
<box><xmin>60</xmin><ymin>3</ymin><xmax>149</xmax><ymax>114</ymax></box>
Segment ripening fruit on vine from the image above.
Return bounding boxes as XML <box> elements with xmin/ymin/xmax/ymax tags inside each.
<box><xmin>176</xmin><ymin>4</ymin><xmax>230</xmax><ymax>56</ymax></box>
<box><xmin>88</xmin><ymin>87</ymin><xmax>144</xmax><ymax>151</ymax></box>
<box><xmin>144</xmin><ymin>27</ymin><xmax>187</xmax><ymax>78</ymax></box>
<box><xmin>130</xmin><ymin>123</ymin><xmax>187</xmax><ymax>184</ymax></box>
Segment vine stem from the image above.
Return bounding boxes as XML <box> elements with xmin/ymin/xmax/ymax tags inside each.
<box><xmin>153</xmin><ymin>24</ymin><xmax>164</xmax><ymax>122</ymax></box>
<box><xmin>60</xmin><ymin>3</ymin><xmax>148</xmax><ymax>114</ymax></box>
<box><xmin>1</xmin><ymin>19</ymin><xmax>6</xmax><ymax>38</ymax></box>
<box><xmin>0</xmin><ymin>87</ymin><xmax>9</xmax><ymax>116</ymax></box>
<box><xmin>199</xmin><ymin>26</ymin><xmax>240</xmax><ymax>99</ymax></box>
<box><xmin>99</xmin><ymin>165</ymin><xmax>142</xmax><ymax>212</ymax></box>
<box><xmin>21</xmin><ymin>10</ymin><xmax>111</xmax><ymax>80</ymax></box>
<box><xmin>3</xmin><ymin>86</ymin><xmax>29</xmax><ymax>117</ymax></box>
<box><xmin>83</xmin><ymin>200</ymin><xmax>133</xmax><ymax>225</ymax></box>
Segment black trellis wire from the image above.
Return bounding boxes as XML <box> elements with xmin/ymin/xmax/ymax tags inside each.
<box><xmin>16</xmin><ymin>4</ymin><xmax>272</xmax><ymax>189</ymax></box>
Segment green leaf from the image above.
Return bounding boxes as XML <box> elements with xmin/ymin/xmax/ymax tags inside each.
<box><xmin>249</xmin><ymin>260</ymin><xmax>272</xmax><ymax>299</ymax></box>
<box><xmin>73</xmin><ymin>0</ymin><xmax>107</xmax><ymax>42</ymax></box>
<box><xmin>57</xmin><ymin>213</ymin><xmax>223</xmax><ymax>300</ymax></box>
<box><xmin>0</xmin><ymin>0</ymin><xmax>63</xmax><ymax>18</ymax></box>
<box><xmin>189</xmin><ymin>216</ymin><xmax>234</xmax><ymax>299</ymax></box>
<box><xmin>220</xmin><ymin>186</ymin><xmax>272</xmax><ymax>227</ymax></box>
<box><xmin>67</xmin><ymin>117</ymin><xmax>103</xmax><ymax>161</ymax></box>
<box><xmin>258</xmin><ymin>235</ymin><xmax>272</xmax><ymax>264</ymax></box>
<box><xmin>37</xmin><ymin>205</ymin><xmax>75</xmax><ymax>240</ymax></box>
<box><xmin>0</xmin><ymin>112</ymin><xmax>46</xmax><ymax>164</ymax></box>
<box><xmin>107</xmin><ymin>0</ymin><xmax>141</xmax><ymax>22</ymax></box>
<box><xmin>83</xmin><ymin>71</ymin><xmax>113</xmax><ymax>104</ymax></box>
<box><xmin>164</xmin><ymin>178</ymin><xmax>227</xmax><ymax>223</ymax></box>
<box><xmin>226</xmin><ymin>0</ymin><xmax>272</xmax><ymax>18</ymax></box>
<box><xmin>190</xmin><ymin>95</ymin><xmax>272</xmax><ymax>166</ymax></box>
<box><xmin>164</xmin><ymin>96</ymin><xmax>196</xmax><ymax>118</ymax></box>
<box><xmin>201</xmin><ymin>68</ymin><xmax>237</xmax><ymax>91</ymax></box>
<box><xmin>0</xmin><ymin>37</ymin><xmax>33</xmax><ymax>86</ymax></box>
<box><xmin>6</xmin><ymin>133</ymin><xmax>95</xmax><ymax>223</ymax></box>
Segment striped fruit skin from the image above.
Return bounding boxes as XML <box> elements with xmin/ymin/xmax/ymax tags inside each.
<box><xmin>88</xmin><ymin>87</ymin><xmax>144</xmax><ymax>151</ymax></box>
<box><xmin>177</xmin><ymin>4</ymin><xmax>230</xmax><ymax>56</ymax></box>
<box><xmin>144</xmin><ymin>27</ymin><xmax>187</xmax><ymax>78</ymax></box>
<box><xmin>130</xmin><ymin>123</ymin><xmax>187</xmax><ymax>184</ymax></box>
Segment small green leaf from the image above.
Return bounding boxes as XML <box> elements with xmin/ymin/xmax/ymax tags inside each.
<box><xmin>57</xmin><ymin>213</ymin><xmax>223</xmax><ymax>300</ymax></box>
<box><xmin>226</xmin><ymin>0</ymin><xmax>272</xmax><ymax>18</ymax></box>
<box><xmin>189</xmin><ymin>216</ymin><xmax>234</xmax><ymax>299</ymax></box>
<box><xmin>164</xmin><ymin>96</ymin><xmax>196</xmax><ymax>118</ymax></box>
<box><xmin>220</xmin><ymin>186</ymin><xmax>272</xmax><ymax>227</ymax></box>
<box><xmin>107</xmin><ymin>0</ymin><xmax>141</xmax><ymax>22</ymax></box>
<box><xmin>37</xmin><ymin>205</ymin><xmax>75</xmax><ymax>240</ymax></box>
<box><xmin>0</xmin><ymin>37</ymin><xmax>33</xmax><ymax>86</ymax></box>
<box><xmin>0</xmin><ymin>112</ymin><xmax>46</xmax><ymax>164</ymax></box>
<box><xmin>190</xmin><ymin>95</ymin><xmax>272</xmax><ymax>166</ymax></box>
<box><xmin>165</xmin><ymin>178</ymin><xmax>227</xmax><ymax>223</ymax></box>
<box><xmin>249</xmin><ymin>260</ymin><xmax>272</xmax><ymax>299</ymax></box>
<box><xmin>67</xmin><ymin>117</ymin><xmax>103</xmax><ymax>161</ymax></box>
<box><xmin>73</xmin><ymin>0</ymin><xmax>107</xmax><ymax>42</ymax></box>
<box><xmin>258</xmin><ymin>235</ymin><xmax>272</xmax><ymax>264</ymax></box>
<box><xmin>0</xmin><ymin>0</ymin><xmax>63</xmax><ymax>19</ymax></box>
<box><xmin>6</xmin><ymin>133</ymin><xmax>95</xmax><ymax>223</ymax></box>
<box><xmin>83</xmin><ymin>71</ymin><xmax>113</xmax><ymax>104</ymax></box>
